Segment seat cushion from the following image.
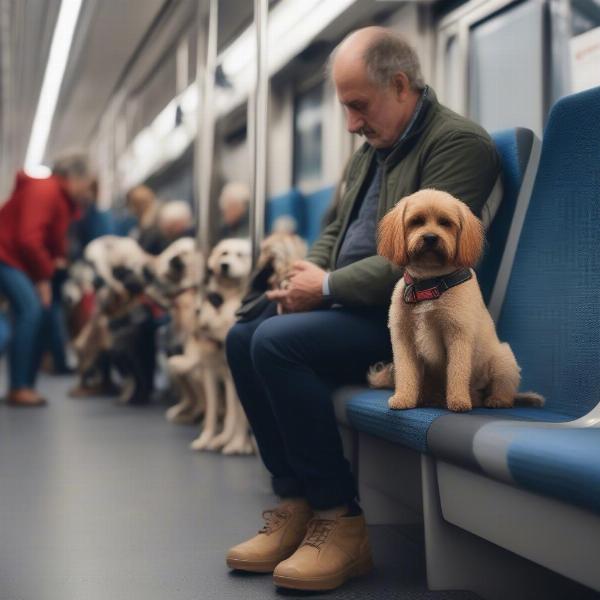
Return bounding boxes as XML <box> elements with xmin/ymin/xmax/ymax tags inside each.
<box><xmin>344</xmin><ymin>388</ymin><xmax>571</xmax><ymax>453</ymax></box>
<box><xmin>429</xmin><ymin>416</ymin><xmax>600</xmax><ymax>514</ymax></box>
<box><xmin>507</xmin><ymin>428</ymin><xmax>600</xmax><ymax>513</ymax></box>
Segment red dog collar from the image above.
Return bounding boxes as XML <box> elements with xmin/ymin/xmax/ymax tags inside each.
<box><xmin>403</xmin><ymin>268</ymin><xmax>472</xmax><ymax>304</ymax></box>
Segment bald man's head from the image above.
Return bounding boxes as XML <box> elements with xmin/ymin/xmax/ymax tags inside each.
<box><xmin>329</xmin><ymin>27</ymin><xmax>425</xmax><ymax>148</ymax></box>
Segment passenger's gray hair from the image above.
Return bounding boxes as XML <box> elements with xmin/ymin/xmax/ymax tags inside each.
<box><xmin>52</xmin><ymin>153</ymin><xmax>91</xmax><ymax>179</ymax></box>
<box><xmin>329</xmin><ymin>31</ymin><xmax>425</xmax><ymax>91</ymax></box>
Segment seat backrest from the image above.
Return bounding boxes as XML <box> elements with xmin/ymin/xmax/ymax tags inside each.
<box><xmin>477</xmin><ymin>128</ymin><xmax>539</xmax><ymax>314</ymax></box>
<box><xmin>265</xmin><ymin>188</ymin><xmax>305</xmax><ymax>235</ymax></box>
<box><xmin>497</xmin><ymin>86</ymin><xmax>600</xmax><ymax>417</ymax></box>
<box><xmin>302</xmin><ymin>185</ymin><xmax>335</xmax><ymax>246</ymax></box>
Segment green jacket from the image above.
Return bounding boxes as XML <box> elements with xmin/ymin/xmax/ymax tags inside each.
<box><xmin>307</xmin><ymin>88</ymin><xmax>501</xmax><ymax>307</ymax></box>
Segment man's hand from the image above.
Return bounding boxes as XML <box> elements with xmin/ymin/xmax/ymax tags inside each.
<box><xmin>266</xmin><ymin>260</ymin><xmax>326</xmax><ymax>313</ymax></box>
<box><xmin>36</xmin><ymin>280</ymin><xmax>52</xmax><ymax>307</ymax></box>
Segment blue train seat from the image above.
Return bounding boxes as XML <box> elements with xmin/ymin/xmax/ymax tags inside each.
<box><xmin>429</xmin><ymin>85</ymin><xmax>600</xmax><ymax>512</ymax></box>
<box><xmin>478</xmin><ymin>128</ymin><xmax>539</xmax><ymax>311</ymax></box>
<box><xmin>265</xmin><ymin>189</ymin><xmax>305</xmax><ymax>235</ymax></box>
<box><xmin>302</xmin><ymin>186</ymin><xmax>335</xmax><ymax>245</ymax></box>
<box><xmin>337</xmin><ymin>127</ymin><xmax>543</xmax><ymax>453</ymax></box>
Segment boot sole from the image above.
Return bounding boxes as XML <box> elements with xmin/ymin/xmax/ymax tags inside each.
<box><xmin>226</xmin><ymin>557</ymin><xmax>280</xmax><ymax>573</ymax></box>
<box><xmin>273</xmin><ymin>554</ymin><xmax>373</xmax><ymax>591</ymax></box>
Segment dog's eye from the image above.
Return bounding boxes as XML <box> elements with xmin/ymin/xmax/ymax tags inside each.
<box><xmin>408</xmin><ymin>216</ymin><xmax>425</xmax><ymax>227</ymax></box>
<box><xmin>438</xmin><ymin>218</ymin><xmax>452</xmax><ymax>228</ymax></box>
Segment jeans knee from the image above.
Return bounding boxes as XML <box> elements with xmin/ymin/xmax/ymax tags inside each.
<box><xmin>225</xmin><ymin>322</ymin><xmax>253</xmax><ymax>366</ymax></box>
<box><xmin>250</xmin><ymin>320</ymin><xmax>285</xmax><ymax>375</ymax></box>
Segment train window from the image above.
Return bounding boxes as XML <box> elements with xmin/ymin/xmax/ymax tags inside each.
<box><xmin>571</xmin><ymin>0</ymin><xmax>600</xmax><ymax>35</ymax></box>
<box><xmin>468</xmin><ymin>1</ymin><xmax>545</xmax><ymax>135</ymax></box>
<box><xmin>569</xmin><ymin>0</ymin><xmax>600</xmax><ymax>92</ymax></box>
<box><xmin>293</xmin><ymin>82</ymin><xmax>324</xmax><ymax>190</ymax></box>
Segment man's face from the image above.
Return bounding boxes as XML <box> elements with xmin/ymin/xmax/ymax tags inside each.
<box><xmin>222</xmin><ymin>199</ymin><xmax>247</xmax><ymax>226</ymax></box>
<box><xmin>334</xmin><ymin>64</ymin><xmax>408</xmax><ymax>149</ymax></box>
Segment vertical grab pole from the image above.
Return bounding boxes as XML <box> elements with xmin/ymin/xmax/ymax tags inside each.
<box><xmin>250</xmin><ymin>0</ymin><xmax>269</xmax><ymax>264</ymax></box>
<box><xmin>194</xmin><ymin>0</ymin><xmax>218</xmax><ymax>259</ymax></box>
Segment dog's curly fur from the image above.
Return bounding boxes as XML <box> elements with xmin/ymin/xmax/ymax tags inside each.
<box><xmin>369</xmin><ymin>189</ymin><xmax>543</xmax><ymax>412</ymax></box>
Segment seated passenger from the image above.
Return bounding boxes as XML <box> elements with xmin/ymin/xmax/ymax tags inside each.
<box><xmin>126</xmin><ymin>184</ymin><xmax>163</xmax><ymax>255</ymax></box>
<box><xmin>225</xmin><ymin>27</ymin><xmax>501</xmax><ymax>591</ymax></box>
<box><xmin>217</xmin><ymin>182</ymin><xmax>250</xmax><ymax>240</ymax></box>
<box><xmin>69</xmin><ymin>178</ymin><xmax>115</xmax><ymax>260</ymax></box>
<box><xmin>0</xmin><ymin>154</ymin><xmax>93</xmax><ymax>406</ymax></box>
<box><xmin>155</xmin><ymin>200</ymin><xmax>194</xmax><ymax>253</ymax></box>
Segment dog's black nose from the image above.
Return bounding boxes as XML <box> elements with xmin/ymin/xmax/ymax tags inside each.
<box><xmin>422</xmin><ymin>233</ymin><xmax>438</xmax><ymax>247</ymax></box>
<box><xmin>220</xmin><ymin>262</ymin><xmax>230</xmax><ymax>275</ymax></box>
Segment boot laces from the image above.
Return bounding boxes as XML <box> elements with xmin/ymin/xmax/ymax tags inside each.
<box><xmin>302</xmin><ymin>519</ymin><xmax>335</xmax><ymax>549</ymax></box>
<box><xmin>258</xmin><ymin>508</ymin><xmax>289</xmax><ymax>535</ymax></box>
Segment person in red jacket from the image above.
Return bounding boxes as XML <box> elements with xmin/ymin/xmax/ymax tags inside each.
<box><xmin>0</xmin><ymin>154</ymin><xmax>93</xmax><ymax>406</ymax></box>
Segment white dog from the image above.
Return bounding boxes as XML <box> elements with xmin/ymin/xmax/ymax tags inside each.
<box><xmin>84</xmin><ymin>235</ymin><xmax>150</xmax><ymax>294</ymax></box>
<box><xmin>190</xmin><ymin>238</ymin><xmax>254</xmax><ymax>455</ymax></box>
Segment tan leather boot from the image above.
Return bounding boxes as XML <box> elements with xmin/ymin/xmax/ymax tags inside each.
<box><xmin>273</xmin><ymin>513</ymin><xmax>373</xmax><ymax>591</ymax></box>
<box><xmin>226</xmin><ymin>499</ymin><xmax>312</xmax><ymax>573</ymax></box>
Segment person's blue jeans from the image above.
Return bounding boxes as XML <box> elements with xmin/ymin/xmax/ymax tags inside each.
<box><xmin>0</xmin><ymin>262</ymin><xmax>43</xmax><ymax>390</ymax></box>
<box><xmin>39</xmin><ymin>270</ymin><xmax>69</xmax><ymax>372</ymax></box>
<box><xmin>226</xmin><ymin>302</ymin><xmax>392</xmax><ymax>509</ymax></box>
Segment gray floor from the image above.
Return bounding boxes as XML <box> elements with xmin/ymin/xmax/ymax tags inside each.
<box><xmin>0</xmin><ymin>374</ymin><xmax>479</xmax><ymax>600</ymax></box>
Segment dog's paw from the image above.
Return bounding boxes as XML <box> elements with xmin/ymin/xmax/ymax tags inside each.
<box><xmin>190</xmin><ymin>431</ymin><xmax>214</xmax><ymax>451</ymax></box>
<box><xmin>484</xmin><ymin>395</ymin><xmax>514</xmax><ymax>409</ymax></box>
<box><xmin>388</xmin><ymin>393</ymin><xmax>417</xmax><ymax>410</ymax></box>
<box><xmin>205</xmin><ymin>433</ymin><xmax>229</xmax><ymax>451</ymax></box>
<box><xmin>166</xmin><ymin>404</ymin><xmax>187</xmax><ymax>422</ymax></box>
<box><xmin>446</xmin><ymin>397</ymin><xmax>472</xmax><ymax>412</ymax></box>
<box><xmin>222</xmin><ymin>437</ymin><xmax>255</xmax><ymax>455</ymax></box>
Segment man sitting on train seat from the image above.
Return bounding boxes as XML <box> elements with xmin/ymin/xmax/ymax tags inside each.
<box><xmin>226</xmin><ymin>26</ymin><xmax>501</xmax><ymax>591</ymax></box>
<box><xmin>126</xmin><ymin>185</ymin><xmax>163</xmax><ymax>255</ymax></box>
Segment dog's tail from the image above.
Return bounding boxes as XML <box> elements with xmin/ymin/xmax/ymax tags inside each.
<box><xmin>367</xmin><ymin>362</ymin><xmax>394</xmax><ymax>389</ymax></box>
<box><xmin>514</xmin><ymin>392</ymin><xmax>545</xmax><ymax>407</ymax></box>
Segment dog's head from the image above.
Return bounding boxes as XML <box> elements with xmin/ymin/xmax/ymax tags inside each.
<box><xmin>378</xmin><ymin>189</ymin><xmax>484</xmax><ymax>272</ymax></box>
<box><xmin>147</xmin><ymin>237</ymin><xmax>204</xmax><ymax>295</ymax></box>
<box><xmin>255</xmin><ymin>233</ymin><xmax>307</xmax><ymax>290</ymax></box>
<box><xmin>207</xmin><ymin>238</ymin><xmax>252</xmax><ymax>281</ymax></box>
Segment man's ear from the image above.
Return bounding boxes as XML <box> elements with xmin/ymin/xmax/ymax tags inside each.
<box><xmin>393</xmin><ymin>72</ymin><xmax>409</xmax><ymax>99</ymax></box>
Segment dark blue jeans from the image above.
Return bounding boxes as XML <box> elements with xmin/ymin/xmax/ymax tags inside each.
<box><xmin>0</xmin><ymin>262</ymin><xmax>43</xmax><ymax>389</ymax></box>
<box><xmin>226</xmin><ymin>302</ymin><xmax>392</xmax><ymax>509</ymax></box>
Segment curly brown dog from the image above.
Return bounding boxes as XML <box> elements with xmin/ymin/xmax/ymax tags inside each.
<box><xmin>369</xmin><ymin>189</ymin><xmax>542</xmax><ymax>412</ymax></box>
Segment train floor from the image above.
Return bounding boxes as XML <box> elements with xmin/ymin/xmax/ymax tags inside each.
<box><xmin>0</xmin><ymin>373</ymin><xmax>480</xmax><ymax>600</ymax></box>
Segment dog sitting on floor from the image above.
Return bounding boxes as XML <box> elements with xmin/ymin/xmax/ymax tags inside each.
<box><xmin>190</xmin><ymin>238</ymin><xmax>254</xmax><ymax>455</ymax></box>
<box><xmin>369</xmin><ymin>189</ymin><xmax>543</xmax><ymax>412</ymax></box>
<box><xmin>142</xmin><ymin>237</ymin><xmax>206</xmax><ymax>424</ymax></box>
<box><xmin>70</xmin><ymin>237</ymin><xmax>156</xmax><ymax>403</ymax></box>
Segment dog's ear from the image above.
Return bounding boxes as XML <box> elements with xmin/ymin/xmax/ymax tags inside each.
<box><xmin>377</xmin><ymin>200</ymin><xmax>408</xmax><ymax>265</ymax></box>
<box><xmin>456</xmin><ymin>203</ymin><xmax>484</xmax><ymax>267</ymax></box>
